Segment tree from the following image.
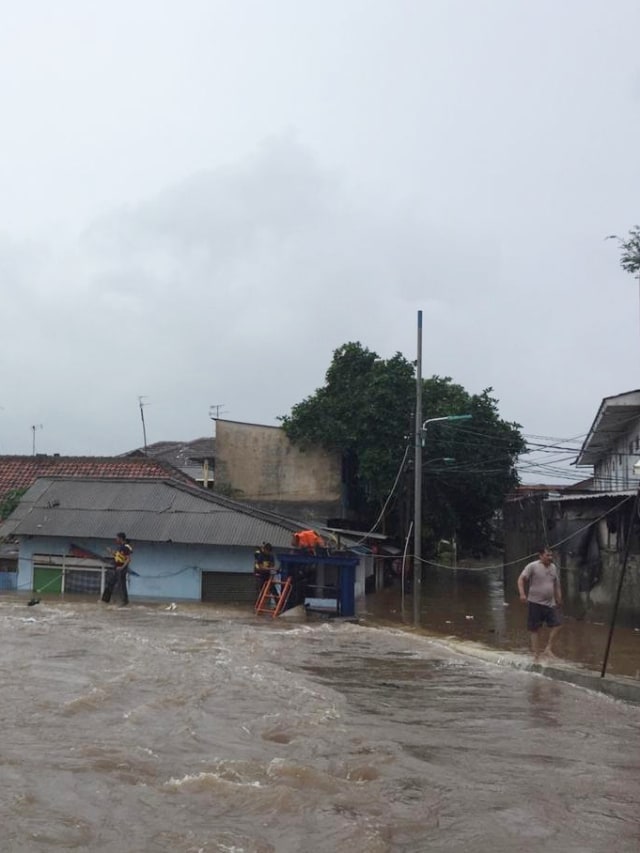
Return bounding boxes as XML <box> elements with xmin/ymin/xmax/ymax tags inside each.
<box><xmin>281</xmin><ymin>342</ymin><xmax>526</xmax><ymax>554</ymax></box>
<box><xmin>608</xmin><ymin>227</ymin><xmax>640</xmax><ymax>333</ymax></box>
<box><xmin>280</xmin><ymin>343</ymin><xmax>415</xmax><ymax>518</ymax></box>
<box><xmin>0</xmin><ymin>488</ymin><xmax>27</xmax><ymax>521</ymax></box>
<box><xmin>609</xmin><ymin>226</ymin><xmax>640</xmax><ymax>274</ymax></box>
<box><xmin>421</xmin><ymin>379</ymin><xmax>526</xmax><ymax>554</ymax></box>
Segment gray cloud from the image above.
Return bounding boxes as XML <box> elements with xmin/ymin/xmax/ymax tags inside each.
<box><xmin>0</xmin><ymin>0</ymin><xmax>639</xmax><ymax>484</ymax></box>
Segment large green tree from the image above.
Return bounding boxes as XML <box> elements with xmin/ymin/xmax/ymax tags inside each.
<box><xmin>281</xmin><ymin>343</ymin><xmax>414</xmax><ymax>517</ymax></box>
<box><xmin>281</xmin><ymin>342</ymin><xmax>525</xmax><ymax>554</ymax></box>
<box><xmin>419</xmin><ymin>377</ymin><xmax>526</xmax><ymax>553</ymax></box>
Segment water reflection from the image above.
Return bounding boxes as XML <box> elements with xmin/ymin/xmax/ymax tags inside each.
<box><xmin>527</xmin><ymin>679</ymin><xmax>562</xmax><ymax>728</ymax></box>
<box><xmin>366</xmin><ymin>566</ymin><xmax>640</xmax><ymax>678</ymax></box>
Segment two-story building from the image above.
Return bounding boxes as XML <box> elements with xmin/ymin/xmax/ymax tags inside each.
<box><xmin>576</xmin><ymin>390</ymin><xmax>640</xmax><ymax>491</ymax></box>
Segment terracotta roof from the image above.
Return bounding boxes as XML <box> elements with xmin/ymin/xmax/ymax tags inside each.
<box><xmin>0</xmin><ymin>455</ymin><xmax>195</xmax><ymax>511</ymax></box>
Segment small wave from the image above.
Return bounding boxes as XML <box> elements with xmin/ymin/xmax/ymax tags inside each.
<box><xmin>266</xmin><ymin>758</ymin><xmax>345</xmax><ymax>795</ymax></box>
<box><xmin>164</xmin><ymin>771</ymin><xmax>263</xmax><ymax>792</ymax></box>
<box><xmin>62</xmin><ymin>687</ymin><xmax>109</xmax><ymax>715</ymax></box>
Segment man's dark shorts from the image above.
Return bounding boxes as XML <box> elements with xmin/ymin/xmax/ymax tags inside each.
<box><xmin>527</xmin><ymin>602</ymin><xmax>563</xmax><ymax>632</ymax></box>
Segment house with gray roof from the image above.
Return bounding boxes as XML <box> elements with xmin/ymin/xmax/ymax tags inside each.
<box><xmin>124</xmin><ymin>438</ymin><xmax>216</xmax><ymax>489</ymax></box>
<box><xmin>0</xmin><ymin>476</ymin><xmax>372</xmax><ymax>604</ymax></box>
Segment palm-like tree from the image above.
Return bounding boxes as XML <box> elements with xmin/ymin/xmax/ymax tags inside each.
<box><xmin>608</xmin><ymin>227</ymin><xmax>640</xmax><ymax>273</ymax></box>
<box><xmin>608</xmin><ymin>227</ymin><xmax>640</xmax><ymax>329</ymax></box>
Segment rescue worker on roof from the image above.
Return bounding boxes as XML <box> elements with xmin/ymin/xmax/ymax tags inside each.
<box><xmin>291</xmin><ymin>529</ymin><xmax>325</xmax><ymax>555</ymax></box>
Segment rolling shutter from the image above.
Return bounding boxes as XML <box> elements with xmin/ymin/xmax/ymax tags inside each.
<box><xmin>201</xmin><ymin>571</ymin><xmax>255</xmax><ymax>603</ymax></box>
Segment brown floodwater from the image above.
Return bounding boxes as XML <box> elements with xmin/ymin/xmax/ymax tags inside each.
<box><xmin>364</xmin><ymin>566</ymin><xmax>640</xmax><ymax>679</ymax></box>
<box><xmin>1</xmin><ymin>592</ymin><xmax>639</xmax><ymax>852</ymax></box>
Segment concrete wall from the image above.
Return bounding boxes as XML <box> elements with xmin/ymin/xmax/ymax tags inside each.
<box><xmin>16</xmin><ymin>535</ymin><xmax>256</xmax><ymax>602</ymax></box>
<box><xmin>214</xmin><ymin>419</ymin><xmax>345</xmax><ymax>521</ymax></box>
<box><xmin>593</xmin><ymin>420</ymin><xmax>640</xmax><ymax>491</ymax></box>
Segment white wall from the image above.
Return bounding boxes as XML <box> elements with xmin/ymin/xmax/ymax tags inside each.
<box><xmin>17</xmin><ymin>536</ymin><xmax>256</xmax><ymax>601</ymax></box>
<box><xmin>594</xmin><ymin>422</ymin><xmax>640</xmax><ymax>491</ymax></box>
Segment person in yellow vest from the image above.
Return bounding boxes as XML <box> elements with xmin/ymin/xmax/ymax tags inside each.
<box><xmin>254</xmin><ymin>542</ymin><xmax>274</xmax><ymax>594</ymax></box>
<box><xmin>102</xmin><ymin>532</ymin><xmax>132</xmax><ymax>606</ymax></box>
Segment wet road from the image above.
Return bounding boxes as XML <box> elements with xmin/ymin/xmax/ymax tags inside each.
<box><xmin>1</xmin><ymin>597</ymin><xmax>639</xmax><ymax>852</ymax></box>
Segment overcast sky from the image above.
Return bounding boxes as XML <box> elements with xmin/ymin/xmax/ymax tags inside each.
<box><xmin>1</xmin><ymin>1</ymin><xmax>640</xmax><ymax>483</ymax></box>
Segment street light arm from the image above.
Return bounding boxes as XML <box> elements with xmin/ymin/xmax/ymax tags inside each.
<box><xmin>422</xmin><ymin>414</ymin><xmax>472</xmax><ymax>431</ymax></box>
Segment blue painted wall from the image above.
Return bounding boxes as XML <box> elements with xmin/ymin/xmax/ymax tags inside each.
<box><xmin>17</xmin><ymin>536</ymin><xmax>255</xmax><ymax>601</ymax></box>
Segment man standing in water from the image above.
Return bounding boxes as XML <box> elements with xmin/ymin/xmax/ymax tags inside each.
<box><xmin>101</xmin><ymin>532</ymin><xmax>132</xmax><ymax>606</ymax></box>
<box><xmin>518</xmin><ymin>546</ymin><xmax>563</xmax><ymax>662</ymax></box>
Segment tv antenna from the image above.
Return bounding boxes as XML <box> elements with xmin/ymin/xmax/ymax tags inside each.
<box><xmin>209</xmin><ymin>403</ymin><xmax>228</xmax><ymax>420</ymax></box>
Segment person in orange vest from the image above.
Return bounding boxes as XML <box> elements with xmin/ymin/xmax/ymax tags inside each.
<box><xmin>291</xmin><ymin>529</ymin><xmax>325</xmax><ymax>554</ymax></box>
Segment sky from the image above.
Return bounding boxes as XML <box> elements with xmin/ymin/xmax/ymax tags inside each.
<box><xmin>1</xmin><ymin>0</ymin><xmax>640</xmax><ymax>484</ymax></box>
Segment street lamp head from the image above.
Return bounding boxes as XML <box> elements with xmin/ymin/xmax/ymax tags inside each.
<box><xmin>421</xmin><ymin>413</ymin><xmax>472</xmax><ymax>431</ymax></box>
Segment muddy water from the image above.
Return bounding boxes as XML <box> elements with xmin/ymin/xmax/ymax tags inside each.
<box><xmin>365</xmin><ymin>567</ymin><xmax>640</xmax><ymax>678</ymax></box>
<box><xmin>1</xmin><ymin>598</ymin><xmax>639</xmax><ymax>852</ymax></box>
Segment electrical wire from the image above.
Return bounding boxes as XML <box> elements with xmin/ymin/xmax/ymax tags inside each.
<box><xmin>417</xmin><ymin>492</ymin><xmax>634</xmax><ymax>571</ymax></box>
<box><xmin>349</xmin><ymin>443</ymin><xmax>411</xmax><ymax>545</ymax></box>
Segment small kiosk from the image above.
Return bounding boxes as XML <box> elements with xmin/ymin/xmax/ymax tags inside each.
<box><xmin>279</xmin><ymin>550</ymin><xmax>359</xmax><ymax>617</ymax></box>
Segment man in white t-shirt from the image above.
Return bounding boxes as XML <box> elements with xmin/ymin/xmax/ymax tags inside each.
<box><xmin>517</xmin><ymin>547</ymin><xmax>563</xmax><ymax>662</ymax></box>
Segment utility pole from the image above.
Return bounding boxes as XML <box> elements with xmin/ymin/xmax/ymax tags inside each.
<box><xmin>138</xmin><ymin>396</ymin><xmax>148</xmax><ymax>450</ymax></box>
<box><xmin>413</xmin><ymin>310</ymin><xmax>423</xmax><ymax>626</ymax></box>
<box><xmin>31</xmin><ymin>424</ymin><xmax>43</xmax><ymax>456</ymax></box>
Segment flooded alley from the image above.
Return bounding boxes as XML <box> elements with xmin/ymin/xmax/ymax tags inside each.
<box><xmin>365</xmin><ymin>565</ymin><xmax>640</xmax><ymax>679</ymax></box>
<box><xmin>1</xmin><ymin>596</ymin><xmax>638</xmax><ymax>852</ymax></box>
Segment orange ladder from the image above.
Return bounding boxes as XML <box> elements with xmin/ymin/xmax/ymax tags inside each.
<box><xmin>255</xmin><ymin>576</ymin><xmax>292</xmax><ymax>617</ymax></box>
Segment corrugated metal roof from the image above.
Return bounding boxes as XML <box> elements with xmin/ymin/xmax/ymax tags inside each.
<box><xmin>0</xmin><ymin>477</ymin><xmax>311</xmax><ymax>548</ymax></box>
<box><xmin>576</xmin><ymin>390</ymin><xmax>640</xmax><ymax>466</ymax></box>
<box><xmin>544</xmin><ymin>490</ymin><xmax>636</xmax><ymax>503</ymax></box>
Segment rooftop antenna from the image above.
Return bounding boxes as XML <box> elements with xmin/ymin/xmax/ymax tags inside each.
<box><xmin>138</xmin><ymin>396</ymin><xmax>148</xmax><ymax>450</ymax></box>
<box><xmin>209</xmin><ymin>403</ymin><xmax>227</xmax><ymax>420</ymax></box>
<box><xmin>209</xmin><ymin>403</ymin><xmax>228</xmax><ymax>438</ymax></box>
<box><xmin>31</xmin><ymin>424</ymin><xmax>43</xmax><ymax>456</ymax></box>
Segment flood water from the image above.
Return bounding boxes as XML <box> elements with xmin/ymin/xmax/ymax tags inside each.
<box><xmin>1</xmin><ymin>595</ymin><xmax>639</xmax><ymax>852</ymax></box>
<box><xmin>366</xmin><ymin>566</ymin><xmax>640</xmax><ymax>679</ymax></box>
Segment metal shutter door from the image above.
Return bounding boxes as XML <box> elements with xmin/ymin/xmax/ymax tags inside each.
<box><xmin>201</xmin><ymin>571</ymin><xmax>255</xmax><ymax>603</ymax></box>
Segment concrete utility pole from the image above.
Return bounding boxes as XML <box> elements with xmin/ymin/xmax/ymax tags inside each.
<box><xmin>413</xmin><ymin>311</ymin><xmax>423</xmax><ymax>626</ymax></box>
<box><xmin>138</xmin><ymin>396</ymin><xmax>148</xmax><ymax>450</ymax></box>
<box><xmin>31</xmin><ymin>424</ymin><xmax>43</xmax><ymax>456</ymax></box>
